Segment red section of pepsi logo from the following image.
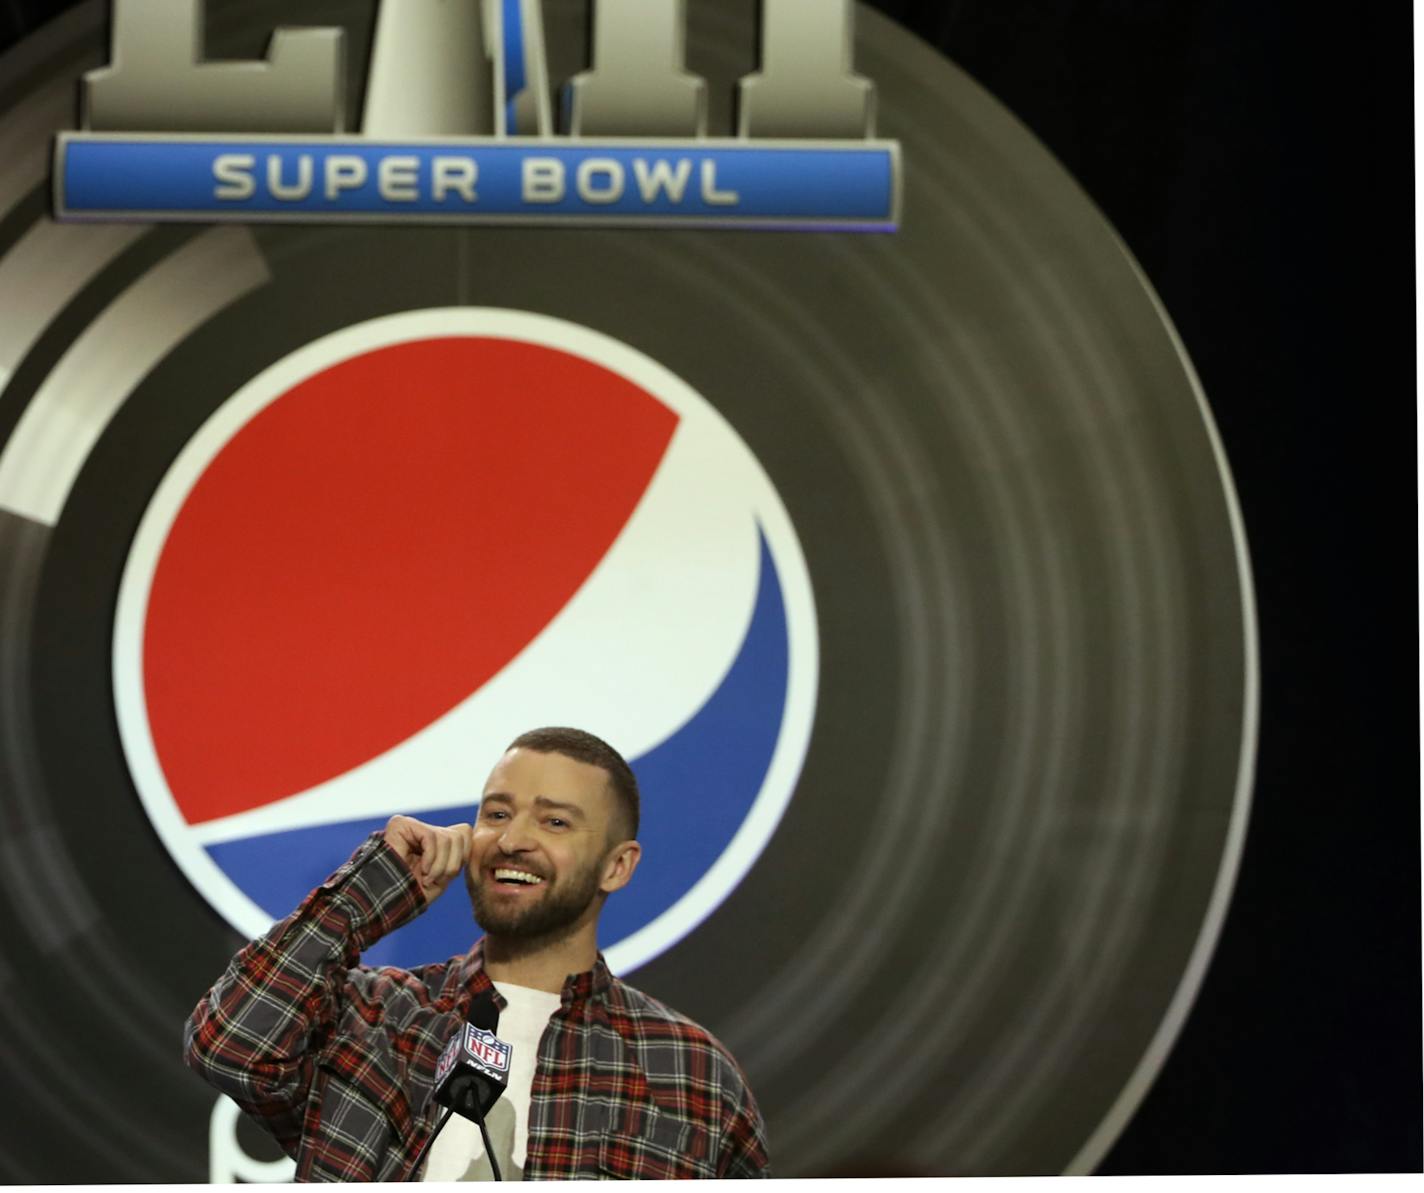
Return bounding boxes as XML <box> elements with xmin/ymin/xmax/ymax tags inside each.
<box><xmin>144</xmin><ymin>336</ymin><xmax>677</xmax><ymax>824</ymax></box>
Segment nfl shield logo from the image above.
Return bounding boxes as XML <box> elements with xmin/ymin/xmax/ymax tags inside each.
<box><xmin>465</xmin><ymin>1025</ymin><xmax>512</xmax><ymax>1075</ymax></box>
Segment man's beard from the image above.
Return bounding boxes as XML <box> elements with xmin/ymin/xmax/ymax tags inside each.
<box><xmin>465</xmin><ymin>857</ymin><xmax>603</xmax><ymax>942</ymax></box>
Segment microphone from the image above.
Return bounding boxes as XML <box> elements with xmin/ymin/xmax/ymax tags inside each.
<box><xmin>408</xmin><ymin>991</ymin><xmax>514</xmax><ymax>1181</ymax></box>
<box><xmin>433</xmin><ymin>993</ymin><xmax>513</xmax><ymax>1121</ymax></box>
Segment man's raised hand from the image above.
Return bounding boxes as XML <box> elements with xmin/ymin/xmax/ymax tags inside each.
<box><xmin>382</xmin><ymin>815</ymin><xmax>472</xmax><ymax>904</ymax></box>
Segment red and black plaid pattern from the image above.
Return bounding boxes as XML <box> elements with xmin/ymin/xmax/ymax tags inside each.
<box><xmin>184</xmin><ymin>834</ymin><xmax>770</xmax><ymax>1180</ymax></box>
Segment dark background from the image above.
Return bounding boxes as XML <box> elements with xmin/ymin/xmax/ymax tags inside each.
<box><xmin>1</xmin><ymin>0</ymin><xmax>1418</xmax><ymax>1175</ymax></box>
<box><xmin>860</xmin><ymin>1</ymin><xmax>1419</xmax><ymax>1174</ymax></box>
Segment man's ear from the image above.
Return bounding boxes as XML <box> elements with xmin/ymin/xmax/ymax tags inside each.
<box><xmin>599</xmin><ymin>839</ymin><xmax>642</xmax><ymax>894</ymax></box>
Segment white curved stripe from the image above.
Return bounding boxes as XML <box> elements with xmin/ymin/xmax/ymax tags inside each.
<box><xmin>0</xmin><ymin>226</ymin><xmax>270</xmax><ymax>525</ymax></box>
<box><xmin>0</xmin><ymin>219</ymin><xmax>148</xmax><ymax>392</ymax></box>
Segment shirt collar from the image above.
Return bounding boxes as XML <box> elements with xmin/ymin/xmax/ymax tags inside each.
<box><xmin>459</xmin><ymin>939</ymin><xmax>614</xmax><ymax>1009</ymax></box>
<box><xmin>560</xmin><ymin>952</ymin><xmax>615</xmax><ymax>1005</ymax></box>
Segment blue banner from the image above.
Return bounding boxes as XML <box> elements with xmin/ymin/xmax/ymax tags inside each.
<box><xmin>54</xmin><ymin>135</ymin><xmax>900</xmax><ymax>230</ymax></box>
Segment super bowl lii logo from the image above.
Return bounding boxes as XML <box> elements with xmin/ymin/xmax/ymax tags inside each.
<box><xmin>53</xmin><ymin>0</ymin><xmax>901</xmax><ymax>229</ymax></box>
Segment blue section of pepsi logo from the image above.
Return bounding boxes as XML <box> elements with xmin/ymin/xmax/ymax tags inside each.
<box><xmin>56</xmin><ymin>135</ymin><xmax>898</xmax><ymax>228</ymax></box>
<box><xmin>204</xmin><ymin>529</ymin><xmax>788</xmax><ymax>970</ymax></box>
<box><xmin>595</xmin><ymin>530</ymin><xmax>788</xmax><ymax>948</ymax></box>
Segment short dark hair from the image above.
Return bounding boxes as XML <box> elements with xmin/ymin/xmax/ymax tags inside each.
<box><xmin>505</xmin><ymin>726</ymin><xmax>640</xmax><ymax>842</ymax></box>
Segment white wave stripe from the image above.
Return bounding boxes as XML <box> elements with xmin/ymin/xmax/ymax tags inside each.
<box><xmin>0</xmin><ymin>227</ymin><xmax>269</xmax><ymax>525</ymax></box>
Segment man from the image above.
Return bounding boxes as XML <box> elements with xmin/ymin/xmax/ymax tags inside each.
<box><xmin>184</xmin><ymin>727</ymin><xmax>770</xmax><ymax>1180</ymax></box>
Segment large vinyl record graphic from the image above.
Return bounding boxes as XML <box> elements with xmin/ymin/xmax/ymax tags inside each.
<box><xmin>0</xmin><ymin>0</ymin><xmax>1255</xmax><ymax>1181</ymax></box>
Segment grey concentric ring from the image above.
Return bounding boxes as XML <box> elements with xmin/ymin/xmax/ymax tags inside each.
<box><xmin>0</xmin><ymin>0</ymin><xmax>1255</xmax><ymax>1179</ymax></box>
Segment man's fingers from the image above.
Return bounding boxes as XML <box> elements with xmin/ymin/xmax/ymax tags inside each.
<box><xmin>430</xmin><ymin>829</ymin><xmax>453</xmax><ymax>879</ymax></box>
<box><xmin>412</xmin><ymin>823</ymin><xmax>437</xmax><ymax>877</ymax></box>
<box><xmin>434</xmin><ymin>825</ymin><xmax>469</xmax><ymax>880</ymax></box>
<box><xmin>454</xmin><ymin>824</ymin><xmax>473</xmax><ymax>868</ymax></box>
<box><xmin>382</xmin><ymin>817</ymin><xmax>471</xmax><ymax>898</ymax></box>
<box><xmin>383</xmin><ymin>815</ymin><xmax>419</xmax><ymax>866</ymax></box>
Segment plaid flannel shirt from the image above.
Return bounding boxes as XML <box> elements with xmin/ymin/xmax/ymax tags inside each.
<box><xmin>184</xmin><ymin>833</ymin><xmax>770</xmax><ymax>1181</ymax></box>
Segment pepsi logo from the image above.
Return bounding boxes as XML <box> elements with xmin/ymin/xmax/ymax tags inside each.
<box><xmin>112</xmin><ymin>308</ymin><xmax>818</xmax><ymax>973</ymax></box>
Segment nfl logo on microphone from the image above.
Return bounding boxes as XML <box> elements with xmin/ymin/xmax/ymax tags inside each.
<box><xmin>465</xmin><ymin>1026</ymin><xmax>513</xmax><ymax>1075</ymax></box>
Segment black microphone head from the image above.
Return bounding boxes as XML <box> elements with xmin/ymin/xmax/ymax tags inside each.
<box><xmin>468</xmin><ymin>989</ymin><xmax>500</xmax><ymax>1032</ymax></box>
<box><xmin>433</xmin><ymin>1005</ymin><xmax>512</xmax><ymax>1121</ymax></box>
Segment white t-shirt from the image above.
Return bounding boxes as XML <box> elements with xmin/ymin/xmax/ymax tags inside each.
<box><xmin>423</xmin><ymin>982</ymin><xmax>562</xmax><ymax>1182</ymax></box>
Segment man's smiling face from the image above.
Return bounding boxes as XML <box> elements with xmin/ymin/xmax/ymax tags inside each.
<box><xmin>465</xmin><ymin>746</ymin><xmax>634</xmax><ymax>941</ymax></box>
